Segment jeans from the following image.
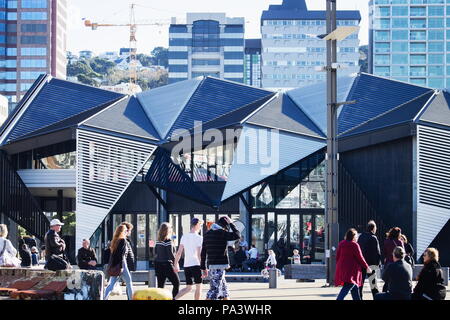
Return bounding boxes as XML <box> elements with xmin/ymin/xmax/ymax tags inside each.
<box><xmin>103</xmin><ymin>258</ymin><xmax>133</xmax><ymax>300</ymax></box>
<box><xmin>337</xmin><ymin>283</ymin><xmax>361</xmax><ymax>300</ymax></box>
<box><xmin>242</xmin><ymin>258</ymin><xmax>257</xmax><ymax>271</ymax></box>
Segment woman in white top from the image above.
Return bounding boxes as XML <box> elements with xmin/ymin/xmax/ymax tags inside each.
<box><xmin>0</xmin><ymin>224</ymin><xmax>18</xmax><ymax>266</ymax></box>
<box><xmin>265</xmin><ymin>249</ymin><xmax>277</xmax><ymax>269</ymax></box>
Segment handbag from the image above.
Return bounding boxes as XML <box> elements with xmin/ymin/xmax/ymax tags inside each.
<box><xmin>107</xmin><ymin>261</ymin><xmax>123</xmax><ymax>277</ymax></box>
<box><xmin>0</xmin><ymin>240</ymin><xmax>21</xmax><ymax>268</ymax></box>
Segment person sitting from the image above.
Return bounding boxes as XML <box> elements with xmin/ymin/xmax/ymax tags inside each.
<box><xmin>234</xmin><ymin>245</ymin><xmax>247</xmax><ymax>271</ymax></box>
<box><xmin>265</xmin><ymin>249</ymin><xmax>277</xmax><ymax>269</ymax></box>
<box><xmin>374</xmin><ymin>246</ymin><xmax>412</xmax><ymax>300</ymax></box>
<box><xmin>77</xmin><ymin>239</ymin><xmax>98</xmax><ymax>270</ymax></box>
<box><xmin>18</xmin><ymin>237</ymin><xmax>32</xmax><ymax>267</ymax></box>
<box><xmin>31</xmin><ymin>246</ymin><xmax>39</xmax><ymax>266</ymax></box>
<box><xmin>412</xmin><ymin>248</ymin><xmax>446</xmax><ymax>300</ymax></box>
<box><xmin>242</xmin><ymin>244</ymin><xmax>258</xmax><ymax>271</ymax></box>
<box><xmin>291</xmin><ymin>249</ymin><xmax>301</xmax><ymax>265</ymax></box>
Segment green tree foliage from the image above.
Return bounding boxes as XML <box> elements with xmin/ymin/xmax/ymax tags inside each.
<box><xmin>77</xmin><ymin>74</ymin><xmax>99</xmax><ymax>86</ymax></box>
<box><xmin>136</xmin><ymin>53</ymin><xmax>153</xmax><ymax>67</ymax></box>
<box><xmin>150</xmin><ymin>47</ymin><xmax>168</xmax><ymax>67</ymax></box>
<box><xmin>90</xmin><ymin>57</ymin><xmax>116</xmax><ymax>75</ymax></box>
<box><xmin>359</xmin><ymin>45</ymin><xmax>368</xmax><ymax>73</ymax></box>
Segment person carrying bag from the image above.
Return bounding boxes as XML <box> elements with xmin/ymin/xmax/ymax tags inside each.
<box><xmin>0</xmin><ymin>224</ymin><xmax>21</xmax><ymax>268</ymax></box>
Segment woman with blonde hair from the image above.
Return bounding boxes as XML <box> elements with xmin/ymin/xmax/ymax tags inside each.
<box><xmin>412</xmin><ymin>248</ymin><xmax>446</xmax><ymax>300</ymax></box>
<box><xmin>0</xmin><ymin>224</ymin><xmax>19</xmax><ymax>267</ymax></box>
<box><xmin>103</xmin><ymin>225</ymin><xmax>134</xmax><ymax>300</ymax></box>
<box><xmin>154</xmin><ymin>222</ymin><xmax>180</xmax><ymax>299</ymax></box>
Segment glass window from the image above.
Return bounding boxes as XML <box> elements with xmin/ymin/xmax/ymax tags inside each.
<box><xmin>21</xmin><ymin>12</ymin><xmax>47</xmax><ymax>20</ymax></box>
<box><xmin>392</xmin><ymin>41</ymin><xmax>408</xmax><ymax>52</ymax></box>
<box><xmin>410</xmin><ymin>78</ymin><xmax>426</xmax><ymax>85</ymax></box>
<box><xmin>374</xmin><ymin>54</ymin><xmax>390</xmax><ymax>65</ymax></box>
<box><xmin>392</xmin><ymin>6</ymin><xmax>408</xmax><ymax>16</ymax></box>
<box><xmin>429</xmin><ymin>66</ymin><xmax>444</xmax><ymax>76</ymax></box>
<box><xmin>428</xmin><ymin>78</ymin><xmax>444</xmax><ymax>88</ymax></box>
<box><xmin>429</xmin><ymin>18</ymin><xmax>444</xmax><ymax>28</ymax></box>
<box><xmin>393</xmin><ymin>30</ymin><xmax>408</xmax><ymax>40</ymax></box>
<box><xmin>7</xmin><ymin>1</ymin><xmax>17</xmax><ymax>8</ymax></box>
<box><xmin>410</xmin><ymin>66</ymin><xmax>426</xmax><ymax>76</ymax></box>
<box><xmin>7</xmin><ymin>12</ymin><xmax>17</xmax><ymax>20</ymax></box>
<box><xmin>251</xmin><ymin>214</ymin><xmax>266</xmax><ymax>254</ymax></box>
<box><xmin>20</xmin><ymin>71</ymin><xmax>44</xmax><ymax>80</ymax></box>
<box><xmin>428</xmin><ymin>0</ymin><xmax>444</xmax><ymax>3</ymax></box>
<box><xmin>429</xmin><ymin>42</ymin><xmax>444</xmax><ymax>52</ymax></box>
<box><xmin>373</xmin><ymin>18</ymin><xmax>390</xmax><ymax>28</ymax></box>
<box><xmin>21</xmin><ymin>0</ymin><xmax>47</xmax><ymax>8</ymax></box>
<box><xmin>410</xmin><ymin>42</ymin><xmax>426</xmax><ymax>52</ymax></box>
<box><xmin>20</xmin><ymin>35</ymin><xmax>47</xmax><ymax>44</ymax></box>
<box><xmin>21</xmin><ymin>47</ymin><xmax>47</xmax><ymax>56</ymax></box>
<box><xmin>392</xmin><ymin>54</ymin><xmax>408</xmax><ymax>64</ymax></box>
<box><xmin>410</xmin><ymin>30</ymin><xmax>426</xmax><ymax>40</ymax></box>
<box><xmin>20</xmin><ymin>83</ymin><xmax>33</xmax><ymax>91</ymax></box>
<box><xmin>21</xmin><ymin>23</ymin><xmax>47</xmax><ymax>33</ymax></box>
<box><xmin>375</xmin><ymin>7</ymin><xmax>390</xmax><ymax>16</ymax></box>
<box><xmin>301</xmin><ymin>182</ymin><xmax>325</xmax><ymax>208</ymax></box>
<box><xmin>410</xmin><ymin>7</ymin><xmax>426</xmax><ymax>16</ymax></box>
<box><xmin>375</xmin><ymin>42</ymin><xmax>390</xmax><ymax>53</ymax></box>
<box><xmin>392</xmin><ymin>18</ymin><xmax>408</xmax><ymax>28</ymax></box>
<box><xmin>375</xmin><ymin>0</ymin><xmax>389</xmax><ymax>3</ymax></box>
<box><xmin>447</xmin><ymin>53</ymin><xmax>450</xmax><ymax>63</ymax></box>
<box><xmin>375</xmin><ymin>66</ymin><xmax>390</xmax><ymax>76</ymax></box>
<box><xmin>410</xmin><ymin>18</ymin><xmax>426</xmax><ymax>28</ymax></box>
<box><xmin>375</xmin><ymin>31</ymin><xmax>390</xmax><ymax>41</ymax></box>
<box><xmin>20</xmin><ymin>59</ymin><xmax>46</xmax><ymax>68</ymax></box>
<box><xmin>392</xmin><ymin>0</ymin><xmax>407</xmax><ymax>3</ymax></box>
<box><xmin>410</xmin><ymin>54</ymin><xmax>426</xmax><ymax>64</ymax></box>
<box><xmin>428</xmin><ymin>30</ymin><xmax>444</xmax><ymax>40</ymax></box>
<box><xmin>428</xmin><ymin>6</ymin><xmax>444</xmax><ymax>16</ymax></box>
<box><xmin>428</xmin><ymin>54</ymin><xmax>444</xmax><ymax>64</ymax></box>
<box><xmin>392</xmin><ymin>65</ymin><xmax>408</xmax><ymax>76</ymax></box>
<box><xmin>7</xmin><ymin>48</ymin><xmax>17</xmax><ymax>56</ymax></box>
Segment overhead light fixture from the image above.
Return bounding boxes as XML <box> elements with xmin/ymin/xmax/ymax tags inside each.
<box><xmin>322</xmin><ymin>26</ymin><xmax>360</xmax><ymax>41</ymax></box>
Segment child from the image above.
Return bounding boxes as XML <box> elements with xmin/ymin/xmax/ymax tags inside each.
<box><xmin>292</xmin><ymin>249</ymin><xmax>301</xmax><ymax>265</ymax></box>
<box><xmin>31</xmin><ymin>246</ymin><xmax>39</xmax><ymax>266</ymax></box>
<box><xmin>265</xmin><ymin>249</ymin><xmax>277</xmax><ymax>269</ymax></box>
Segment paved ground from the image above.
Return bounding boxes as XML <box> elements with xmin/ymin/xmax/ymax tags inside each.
<box><xmin>109</xmin><ymin>278</ymin><xmax>450</xmax><ymax>300</ymax></box>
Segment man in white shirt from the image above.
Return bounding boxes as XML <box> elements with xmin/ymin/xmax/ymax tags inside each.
<box><xmin>242</xmin><ymin>244</ymin><xmax>258</xmax><ymax>271</ymax></box>
<box><xmin>174</xmin><ymin>218</ymin><xmax>204</xmax><ymax>300</ymax></box>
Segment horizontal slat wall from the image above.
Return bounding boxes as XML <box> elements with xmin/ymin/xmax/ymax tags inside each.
<box><xmin>76</xmin><ymin>129</ymin><xmax>156</xmax><ymax>246</ymax></box>
<box><xmin>0</xmin><ymin>150</ymin><xmax>49</xmax><ymax>240</ymax></box>
<box><xmin>416</xmin><ymin>125</ymin><xmax>450</xmax><ymax>256</ymax></box>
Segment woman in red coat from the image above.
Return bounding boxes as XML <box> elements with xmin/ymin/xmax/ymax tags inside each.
<box><xmin>336</xmin><ymin>228</ymin><xmax>371</xmax><ymax>300</ymax></box>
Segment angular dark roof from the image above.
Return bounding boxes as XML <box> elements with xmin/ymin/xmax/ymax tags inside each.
<box><xmin>338</xmin><ymin>74</ymin><xmax>433</xmax><ymax>135</ymax></box>
<box><xmin>246</xmin><ymin>94</ymin><xmax>326</xmax><ymax>139</ymax></box>
<box><xmin>418</xmin><ymin>91</ymin><xmax>450</xmax><ymax>128</ymax></box>
<box><xmin>82</xmin><ymin>96</ymin><xmax>161</xmax><ymax>142</ymax></box>
<box><xmin>3</xmin><ymin>78</ymin><xmax>124</xmax><ymax>144</ymax></box>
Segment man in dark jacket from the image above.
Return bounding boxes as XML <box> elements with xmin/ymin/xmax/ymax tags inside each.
<box><xmin>201</xmin><ymin>216</ymin><xmax>240</xmax><ymax>300</ymax></box>
<box><xmin>44</xmin><ymin>219</ymin><xmax>70</xmax><ymax>270</ymax></box>
<box><xmin>357</xmin><ymin>220</ymin><xmax>382</xmax><ymax>298</ymax></box>
<box><xmin>77</xmin><ymin>239</ymin><xmax>98</xmax><ymax>270</ymax></box>
<box><xmin>374</xmin><ymin>246</ymin><xmax>412</xmax><ymax>300</ymax></box>
<box><xmin>412</xmin><ymin>248</ymin><xmax>446</xmax><ymax>300</ymax></box>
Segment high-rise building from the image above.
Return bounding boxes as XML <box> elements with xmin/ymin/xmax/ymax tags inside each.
<box><xmin>244</xmin><ymin>39</ymin><xmax>262</xmax><ymax>88</ymax></box>
<box><xmin>0</xmin><ymin>94</ymin><xmax>7</xmax><ymax>126</ymax></box>
<box><xmin>0</xmin><ymin>0</ymin><xmax>67</xmax><ymax>107</ymax></box>
<box><xmin>168</xmin><ymin>13</ymin><xmax>245</xmax><ymax>84</ymax></box>
<box><xmin>369</xmin><ymin>0</ymin><xmax>448</xmax><ymax>89</ymax></box>
<box><xmin>261</xmin><ymin>0</ymin><xmax>361</xmax><ymax>90</ymax></box>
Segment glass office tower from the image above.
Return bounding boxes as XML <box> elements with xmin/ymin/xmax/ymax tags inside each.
<box><xmin>168</xmin><ymin>13</ymin><xmax>245</xmax><ymax>84</ymax></box>
<box><xmin>369</xmin><ymin>0</ymin><xmax>449</xmax><ymax>88</ymax></box>
<box><xmin>244</xmin><ymin>39</ymin><xmax>262</xmax><ymax>88</ymax></box>
<box><xmin>0</xmin><ymin>0</ymin><xmax>67</xmax><ymax>109</ymax></box>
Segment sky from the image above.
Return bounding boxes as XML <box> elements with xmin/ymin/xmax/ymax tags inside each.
<box><xmin>67</xmin><ymin>0</ymin><xmax>369</xmax><ymax>55</ymax></box>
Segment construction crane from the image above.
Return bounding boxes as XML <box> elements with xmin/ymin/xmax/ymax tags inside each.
<box><xmin>84</xmin><ymin>3</ymin><xmax>169</xmax><ymax>85</ymax></box>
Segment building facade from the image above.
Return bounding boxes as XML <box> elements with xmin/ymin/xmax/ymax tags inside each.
<box><xmin>168</xmin><ymin>13</ymin><xmax>245</xmax><ymax>84</ymax></box>
<box><xmin>369</xmin><ymin>0</ymin><xmax>449</xmax><ymax>89</ymax></box>
<box><xmin>0</xmin><ymin>93</ymin><xmax>7</xmax><ymax>125</ymax></box>
<box><xmin>244</xmin><ymin>39</ymin><xmax>262</xmax><ymax>88</ymax></box>
<box><xmin>0</xmin><ymin>0</ymin><xmax>67</xmax><ymax>108</ymax></box>
<box><xmin>261</xmin><ymin>0</ymin><xmax>361</xmax><ymax>90</ymax></box>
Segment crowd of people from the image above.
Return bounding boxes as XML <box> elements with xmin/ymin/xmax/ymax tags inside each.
<box><xmin>335</xmin><ymin>220</ymin><xmax>447</xmax><ymax>300</ymax></box>
<box><xmin>0</xmin><ymin>217</ymin><xmax>448</xmax><ymax>301</ymax></box>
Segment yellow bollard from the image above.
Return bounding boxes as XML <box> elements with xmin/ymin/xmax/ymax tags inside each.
<box><xmin>132</xmin><ymin>288</ymin><xmax>173</xmax><ymax>300</ymax></box>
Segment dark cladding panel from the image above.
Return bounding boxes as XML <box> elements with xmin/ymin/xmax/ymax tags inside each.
<box><xmin>111</xmin><ymin>182</ymin><xmax>157</xmax><ymax>213</ymax></box>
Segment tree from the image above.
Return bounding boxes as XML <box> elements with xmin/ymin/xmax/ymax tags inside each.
<box><xmin>67</xmin><ymin>60</ymin><xmax>96</xmax><ymax>77</ymax></box>
<box><xmin>150</xmin><ymin>47</ymin><xmax>168</xmax><ymax>67</ymax></box>
<box><xmin>90</xmin><ymin>57</ymin><xmax>116</xmax><ymax>75</ymax></box>
<box><xmin>77</xmin><ymin>74</ymin><xmax>99</xmax><ymax>87</ymax></box>
<box><xmin>136</xmin><ymin>53</ymin><xmax>153</xmax><ymax>67</ymax></box>
<box><xmin>359</xmin><ymin>45</ymin><xmax>369</xmax><ymax>73</ymax></box>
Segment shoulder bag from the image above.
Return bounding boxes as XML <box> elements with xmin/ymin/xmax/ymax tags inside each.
<box><xmin>0</xmin><ymin>240</ymin><xmax>21</xmax><ymax>267</ymax></box>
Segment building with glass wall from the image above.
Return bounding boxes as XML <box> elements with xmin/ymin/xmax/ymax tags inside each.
<box><xmin>1</xmin><ymin>73</ymin><xmax>449</xmax><ymax>268</ymax></box>
<box><xmin>0</xmin><ymin>0</ymin><xmax>67</xmax><ymax>109</ymax></box>
<box><xmin>261</xmin><ymin>0</ymin><xmax>361</xmax><ymax>90</ymax></box>
<box><xmin>369</xmin><ymin>0</ymin><xmax>450</xmax><ymax>88</ymax></box>
<box><xmin>244</xmin><ymin>39</ymin><xmax>262</xmax><ymax>88</ymax></box>
<box><xmin>168</xmin><ymin>13</ymin><xmax>245</xmax><ymax>84</ymax></box>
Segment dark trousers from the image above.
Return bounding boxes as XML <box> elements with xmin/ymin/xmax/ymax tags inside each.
<box><xmin>337</xmin><ymin>283</ymin><xmax>361</xmax><ymax>300</ymax></box>
<box><xmin>360</xmin><ymin>268</ymin><xmax>379</xmax><ymax>299</ymax></box>
<box><xmin>155</xmin><ymin>262</ymin><xmax>180</xmax><ymax>299</ymax></box>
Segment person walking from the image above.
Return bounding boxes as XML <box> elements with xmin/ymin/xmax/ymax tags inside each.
<box><xmin>77</xmin><ymin>239</ymin><xmax>98</xmax><ymax>270</ymax></box>
<box><xmin>382</xmin><ymin>227</ymin><xmax>404</xmax><ymax>292</ymax></box>
<box><xmin>400</xmin><ymin>234</ymin><xmax>415</xmax><ymax>268</ymax></box>
<box><xmin>154</xmin><ymin>222</ymin><xmax>180</xmax><ymax>299</ymax></box>
<box><xmin>335</xmin><ymin>228</ymin><xmax>371</xmax><ymax>300</ymax></box>
<box><xmin>104</xmin><ymin>225</ymin><xmax>134</xmax><ymax>300</ymax></box>
<box><xmin>174</xmin><ymin>218</ymin><xmax>204</xmax><ymax>300</ymax></box>
<box><xmin>412</xmin><ymin>248</ymin><xmax>446</xmax><ymax>300</ymax></box>
<box><xmin>0</xmin><ymin>224</ymin><xmax>19</xmax><ymax>267</ymax></box>
<box><xmin>357</xmin><ymin>220</ymin><xmax>382</xmax><ymax>299</ymax></box>
<box><xmin>120</xmin><ymin>222</ymin><xmax>136</xmax><ymax>272</ymax></box>
<box><xmin>44</xmin><ymin>219</ymin><xmax>70</xmax><ymax>271</ymax></box>
<box><xmin>374</xmin><ymin>246</ymin><xmax>412</xmax><ymax>300</ymax></box>
<box><xmin>200</xmin><ymin>216</ymin><xmax>241</xmax><ymax>300</ymax></box>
